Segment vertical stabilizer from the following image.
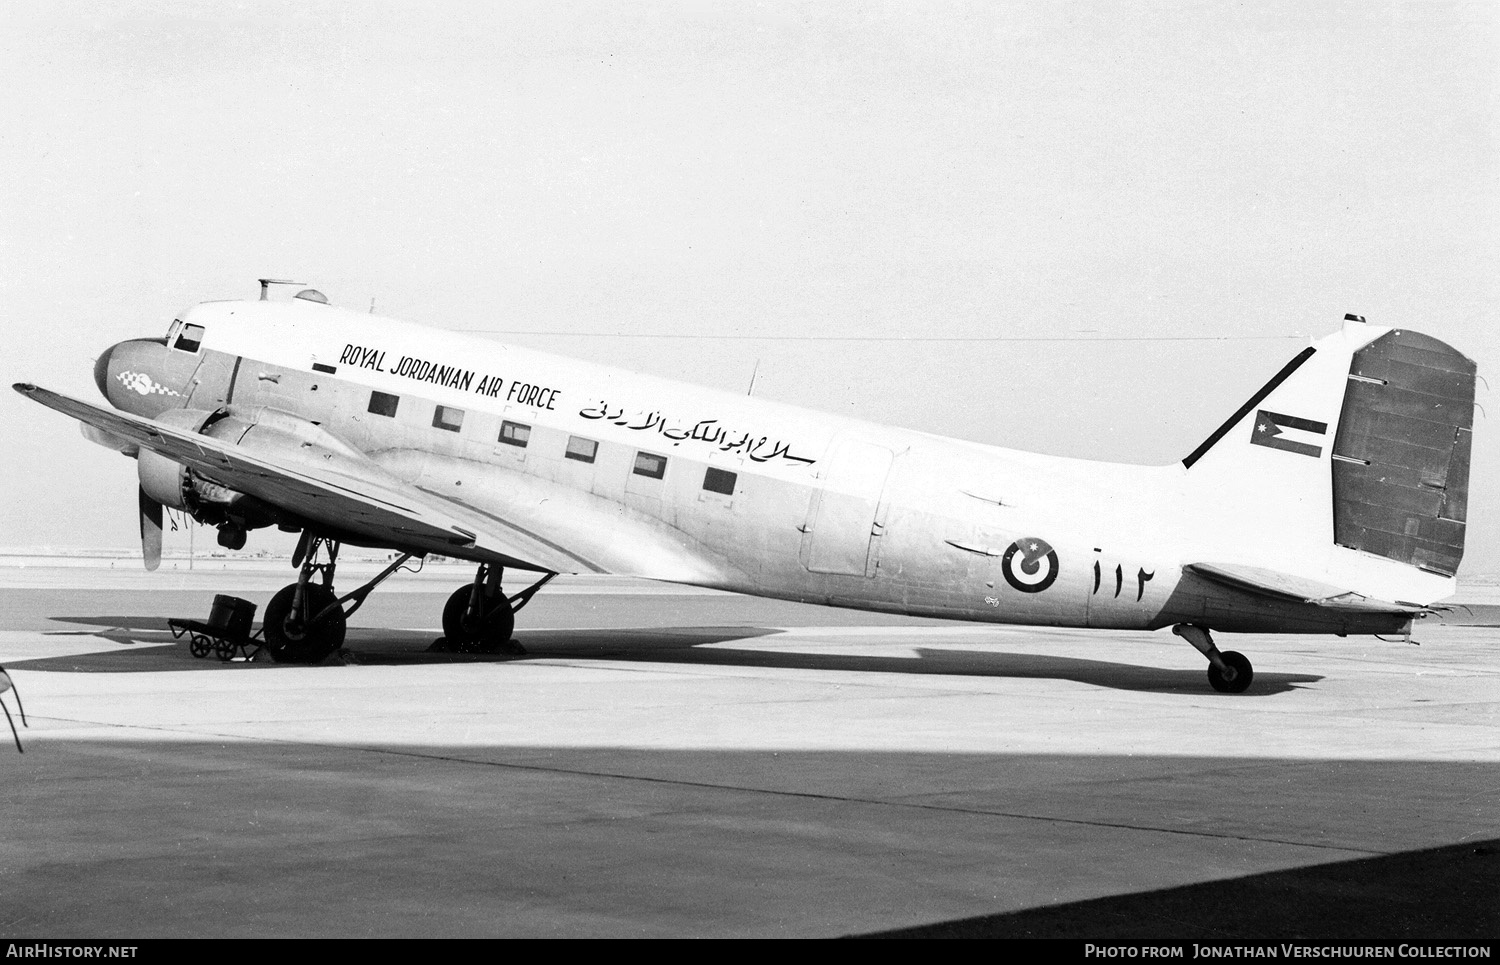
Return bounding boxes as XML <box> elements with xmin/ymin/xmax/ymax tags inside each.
<box><xmin>1176</xmin><ymin>331</ymin><xmax>1352</xmax><ymax>565</ymax></box>
<box><xmin>1176</xmin><ymin>323</ymin><xmax>1476</xmax><ymax>597</ymax></box>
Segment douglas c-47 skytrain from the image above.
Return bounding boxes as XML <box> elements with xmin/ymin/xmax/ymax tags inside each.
<box><xmin>15</xmin><ymin>282</ymin><xmax>1478</xmax><ymax>692</ymax></box>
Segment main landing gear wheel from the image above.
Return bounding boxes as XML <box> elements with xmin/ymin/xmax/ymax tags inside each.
<box><xmin>1173</xmin><ymin>623</ymin><xmax>1254</xmax><ymax>694</ymax></box>
<box><xmin>441</xmin><ymin>585</ymin><xmax>516</xmax><ymax>653</ymax></box>
<box><xmin>260</xmin><ymin>534</ymin><xmax>416</xmax><ymax>664</ymax></box>
<box><xmin>441</xmin><ymin>586</ymin><xmax>469</xmax><ymax>643</ymax></box>
<box><xmin>264</xmin><ymin>583</ymin><xmax>346</xmax><ymax>664</ymax></box>
<box><xmin>440</xmin><ymin>566</ymin><xmax>556</xmax><ymax>655</ymax></box>
<box><xmin>1207</xmin><ymin>650</ymin><xmax>1254</xmax><ymax>694</ymax></box>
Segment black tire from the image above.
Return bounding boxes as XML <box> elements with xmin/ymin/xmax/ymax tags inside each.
<box><xmin>216</xmin><ymin>637</ymin><xmax>237</xmax><ymax>662</ymax></box>
<box><xmin>264</xmin><ymin>583</ymin><xmax>346</xmax><ymax>664</ymax></box>
<box><xmin>483</xmin><ymin>604</ymin><xmax>516</xmax><ymax>650</ymax></box>
<box><xmin>442</xmin><ymin>585</ymin><xmax>515</xmax><ymax>653</ymax></box>
<box><xmin>442</xmin><ymin>586</ymin><xmax>473</xmax><ymax>645</ymax></box>
<box><xmin>1208</xmin><ymin>650</ymin><xmax>1253</xmax><ymax>694</ymax></box>
<box><xmin>189</xmin><ymin>634</ymin><xmax>211</xmax><ymax>659</ymax></box>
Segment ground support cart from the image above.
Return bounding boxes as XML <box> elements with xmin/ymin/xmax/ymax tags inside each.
<box><xmin>170</xmin><ymin>594</ymin><xmax>263</xmax><ymax>662</ymax></box>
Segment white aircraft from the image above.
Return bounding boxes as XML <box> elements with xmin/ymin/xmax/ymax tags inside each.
<box><xmin>15</xmin><ymin>282</ymin><xmax>1476</xmax><ymax>692</ymax></box>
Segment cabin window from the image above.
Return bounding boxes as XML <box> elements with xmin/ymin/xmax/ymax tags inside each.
<box><xmin>498</xmin><ymin>421</ymin><xmax>530</xmax><ymax>448</ymax></box>
<box><xmin>368</xmin><ymin>391</ymin><xmax>400</xmax><ymax>417</ymax></box>
<box><xmin>633</xmin><ymin>452</ymin><xmax>667</xmax><ymax>480</ymax></box>
<box><xmin>172</xmin><ymin>323</ymin><xmax>205</xmax><ymax>353</ymax></box>
<box><xmin>432</xmin><ymin>405</ymin><xmax>464</xmax><ymax>432</ymax></box>
<box><xmin>703</xmin><ymin>467</ymin><xmax>737</xmax><ymax>495</ymax></box>
<box><xmin>565</xmin><ymin>436</ymin><xmax>598</xmax><ymax>463</ymax></box>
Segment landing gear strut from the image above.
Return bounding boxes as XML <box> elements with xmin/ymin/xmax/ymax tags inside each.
<box><xmin>441</xmin><ymin>564</ymin><xmax>556</xmax><ymax>654</ymax></box>
<box><xmin>264</xmin><ymin>533</ymin><xmax>416</xmax><ymax>664</ymax></box>
<box><xmin>1173</xmin><ymin>624</ymin><xmax>1254</xmax><ymax>694</ymax></box>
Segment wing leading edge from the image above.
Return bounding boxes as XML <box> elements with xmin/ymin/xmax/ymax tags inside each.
<box><xmin>14</xmin><ymin>383</ymin><xmax>581</xmax><ymax>573</ymax></box>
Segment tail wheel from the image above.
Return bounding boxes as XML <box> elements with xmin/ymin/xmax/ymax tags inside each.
<box><xmin>1208</xmin><ymin>650</ymin><xmax>1254</xmax><ymax>694</ymax></box>
<box><xmin>264</xmin><ymin>583</ymin><xmax>346</xmax><ymax>664</ymax></box>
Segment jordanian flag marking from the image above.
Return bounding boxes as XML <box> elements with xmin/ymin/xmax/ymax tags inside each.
<box><xmin>1250</xmin><ymin>409</ymin><xmax>1327</xmax><ymax>458</ymax></box>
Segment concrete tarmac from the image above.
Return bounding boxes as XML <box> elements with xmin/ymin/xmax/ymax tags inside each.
<box><xmin>0</xmin><ymin>565</ymin><xmax>1496</xmax><ymax>938</ymax></box>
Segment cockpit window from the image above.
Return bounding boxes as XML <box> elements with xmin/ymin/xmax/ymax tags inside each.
<box><xmin>173</xmin><ymin>323</ymin><xmax>205</xmax><ymax>353</ymax></box>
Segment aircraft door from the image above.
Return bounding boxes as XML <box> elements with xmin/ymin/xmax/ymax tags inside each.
<box><xmin>800</xmin><ymin>438</ymin><xmax>894</xmax><ymax>577</ymax></box>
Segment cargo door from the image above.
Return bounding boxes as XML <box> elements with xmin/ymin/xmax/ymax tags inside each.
<box><xmin>800</xmin><ymin>439</ymin><xmax>894</xmax><ymax>576</ymax></box>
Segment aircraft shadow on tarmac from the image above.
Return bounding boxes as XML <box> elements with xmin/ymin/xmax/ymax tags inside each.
<box><xmin>3</xmin><ymin>734</ymin><xmax>1493</xmax><ymax>939</ymax></box>
<box><xmin>29</xmin><ymin>616</ymin><xmax>1323</xmax><ymax>694</ymax></box>
<box><xmin>863</xmin><ymin>835</ymin><xmax>1500</xmax><ymax>939</ymax></box>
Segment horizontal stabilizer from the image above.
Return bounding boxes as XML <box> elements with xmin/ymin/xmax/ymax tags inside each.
<box><xmin>1416</xmin><ymin>603</ymin><xmax>1500</xmax><ymax>626</ymax></box>
<box><xmin>1185</xmin><ymin>562</ymin><xmax>1423</xmax><ymax>615</ymax></box>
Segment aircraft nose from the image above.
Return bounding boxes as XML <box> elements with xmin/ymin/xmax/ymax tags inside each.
<box><xmin>94</xmin><ymin>342</ymin><xmax>117</xmax><ymax>398</ymax></box>
<box><xmin>94</xmin><ymin>338</ymin><xmax>190</xmax><ymax>417</ymax></box>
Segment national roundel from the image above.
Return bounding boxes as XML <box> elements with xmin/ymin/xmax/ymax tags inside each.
<box><xmin>1001</xmin><ymin>538</ymin><xmax>1060</xmax><ymax>594</ymax></box>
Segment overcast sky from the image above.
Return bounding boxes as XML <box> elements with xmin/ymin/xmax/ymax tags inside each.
<box><xmin>3</xmin><ymin>2</ymin><xmax>1497</xmax><ymax>573</ymax></box>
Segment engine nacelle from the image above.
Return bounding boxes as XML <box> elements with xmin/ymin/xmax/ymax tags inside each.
<box><xmin>134</xmin><ymin>408</ymin><xmax>259</xmax><ymax>520</ymax></box>
<box><xmin>137</xmin><ymin>447</ymin><xmax>193</xmax><ymax>511</ymax></box>
<box><xmin>134</xmin><ymin>405</ymin><xmax>362</xmax><ymax>535</ymax></box>
<box><xmin>135</xmin><ymin>409</ymin><xmax>216</xmax><ymax>511</ymax></box>
<box><xmin>202</xmin><ymin>405</ymin><xmax>365</xmax><ymax>460</ymax></box>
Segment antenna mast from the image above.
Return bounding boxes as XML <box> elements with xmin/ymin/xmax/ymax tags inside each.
<box><xmin>258</xmin><ymin>278</ymin><xmax>304</xmax><ymax>300</ymax></box>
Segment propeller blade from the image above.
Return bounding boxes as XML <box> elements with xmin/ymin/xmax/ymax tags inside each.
<box><xmin>138</xmin><ymin>486</ymin><xmax>163</xmax><ymax>572</ymax></box>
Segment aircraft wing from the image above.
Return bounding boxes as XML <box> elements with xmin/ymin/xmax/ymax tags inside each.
<box><xmin>14</xmin><ymin>383</ymin><xmax>581</xmax><ymax>573</ymax></box>
<box><xmin>1183</xmin><ymin>562</ymin><xmax>1425</xmax><ymax>614</ymax></box>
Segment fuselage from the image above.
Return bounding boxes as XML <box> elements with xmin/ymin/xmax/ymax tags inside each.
<box><xmin>92</xmin><ymin>296</ymin><xmax>1437</xmax><ymax>636</ymax></box>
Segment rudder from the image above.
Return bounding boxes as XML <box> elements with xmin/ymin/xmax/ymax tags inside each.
<box><xmin>1330</xmin><ymin>329</ymin><xmax>1475</xmax><ymax>577</ymax></box>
